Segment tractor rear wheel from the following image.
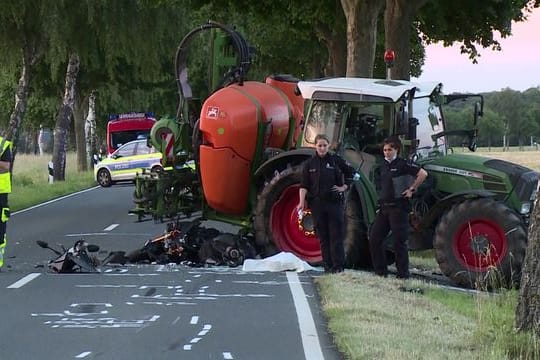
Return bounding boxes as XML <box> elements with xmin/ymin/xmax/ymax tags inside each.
<box><xmin>254</xmin><ymin>165</ymin><xmax>370</xmax><ymax>268</ymax></box>
<box><xmin>434</xmin><ymin>198</ymin><xmax>527</xmax><ymax>288</ymax></box>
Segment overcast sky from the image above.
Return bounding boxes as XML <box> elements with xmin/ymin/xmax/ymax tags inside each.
<box><xmin>411</xmin><ymin>6</ymin><xmax>540</xmax><ymax>94</ymax></box>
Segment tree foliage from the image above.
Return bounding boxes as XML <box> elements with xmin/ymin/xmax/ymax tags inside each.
<box><xmin>418</xmin><ymin>0</ymin><xmax>540</xmax><ymax>62</ymax></box>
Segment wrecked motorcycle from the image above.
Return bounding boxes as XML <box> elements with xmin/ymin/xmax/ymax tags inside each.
<box><xmin>126</xmin><ymin>219</ymin><xmax>255</xmax><ymax>267</ymax></box>
<box><xmin>37</xmin><ymin>239</ymin><xmax>101</xmax><ymax>273</ymax></box>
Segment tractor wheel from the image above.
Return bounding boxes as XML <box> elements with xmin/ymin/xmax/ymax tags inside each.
<box><xmin>97</xmin><ymin>169</ymin><xmax>113</xmax><ymax>187</ymax></box>
<box><xmin>254</xmin><ymin>165</ymin><xmax>370</xmax><ymax>267</ymax></box>
<box><xmin>434</xmin><ymin>198</ymin><xmax>527</xmax><ymax>288</ymax></box>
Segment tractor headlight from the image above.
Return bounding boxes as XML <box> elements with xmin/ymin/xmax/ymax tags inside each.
<box><xmin>519</xmin><ymin>202</ymin><xmax>532</xmax><ymax>215</ymax></box>
<box><xmin>530</xmin><ymin>188</ymin><xmax>538</xmax><ymax>201</ymax></box>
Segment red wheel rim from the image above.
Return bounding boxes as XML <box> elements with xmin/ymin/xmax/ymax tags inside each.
<box><xmin>452</xmin><ymin>218</ymin><xmax>507</xmax><ymax>271</ymax></box>
<box><xmin>270</xmin><ymin>184</ymin><xmax>322</xmax><ymax>263</ymax></box>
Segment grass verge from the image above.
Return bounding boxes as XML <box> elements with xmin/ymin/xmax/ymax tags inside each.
<box><xmin>11</xmin><ymin>153</ymin><xmax>95</xmax><ymax>211</ymax></box>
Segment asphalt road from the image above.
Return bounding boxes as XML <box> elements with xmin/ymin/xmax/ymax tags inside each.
<box><xmin>1</xmin><ymin>185</ymin><xmax>342</xmax><ymax>360</ymax></box>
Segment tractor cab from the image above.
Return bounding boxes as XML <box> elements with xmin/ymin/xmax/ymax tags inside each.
<box><xmin>297</xmin><ymin>78</ymin><xmax>443</xmax><ymax>179</ymax></box>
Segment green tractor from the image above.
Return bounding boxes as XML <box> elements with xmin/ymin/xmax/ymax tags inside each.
<box><xmin>132</xmin><ymin>22</ymin><xmax>538</xmax><ymax>288</ymax></box>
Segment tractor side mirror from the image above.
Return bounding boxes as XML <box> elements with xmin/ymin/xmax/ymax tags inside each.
<box><xmin>473</xmin><ymin>102</ymin><xmax>482</xmax><ymax>127</ymax></box>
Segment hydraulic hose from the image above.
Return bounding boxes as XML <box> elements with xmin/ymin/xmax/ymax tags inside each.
<box><xmin>174</xmin><ymin>21</ymin><xmax>253</xmax><ymax>122</ymax></box>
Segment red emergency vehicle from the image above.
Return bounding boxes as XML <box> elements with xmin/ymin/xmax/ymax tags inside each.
<box><xmin>106</xmin><ymin>112</ymin><xmax>156</xmax><ymax>155</ymax></box>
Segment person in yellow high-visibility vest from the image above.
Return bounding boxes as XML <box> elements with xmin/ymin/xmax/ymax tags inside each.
<box><xmin>0</xmin><ymin>136</ymin><xmax>12</xmax><ymax>269</ymax></box>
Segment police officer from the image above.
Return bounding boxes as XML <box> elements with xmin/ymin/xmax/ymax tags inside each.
<box><xmin>369</xmin><ymin>136</ymin><xmax>427</xmax><ymax>279</ymax></box>
<box><xmin>0</xmin><ymin>135</ymin><xmax>12</xmax><ymax>269</ymax></box>
<box><xmin>297</xmin><ymin>134</ymin><xmax>356</xmax><ymax>273</ymax></box>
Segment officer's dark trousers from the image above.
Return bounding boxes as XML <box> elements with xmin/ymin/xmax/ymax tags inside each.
<box><xmin>369</xmin><ymin>204</ymin><xmax>410</xmax><ymax>278</ymax></box>
<box><xmin>310</xmin><ymin>198</ymin><xmax>345</xmax><ymax>271</ymax></box>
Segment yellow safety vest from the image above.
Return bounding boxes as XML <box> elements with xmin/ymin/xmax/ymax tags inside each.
<box><xmin>0</xmin><ymin>136</ymin><xmax>12</xmax><ymax>194</ymax></box>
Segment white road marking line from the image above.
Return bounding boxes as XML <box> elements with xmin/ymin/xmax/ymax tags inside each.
<box><xmin>190</xmin><ymin>337</ymin><xmax>201</xmax><ymax>343</ymax></box>
<box><xmin>223</xmin><ymin>352</ymin><xmax>234</xmax><ymax>359</ymax></box>
<box><xmin>7</xmin><ymin>273</ymin><xmax>41</xmax><ymax>289</ymax></box>
<box><xmin>172</xmin><ymin>316</ymin><xmax>181</xmax><ymax>325</ymax></box>
<box><xmin>183</xmin><ymin>345</ymin><xmax>192</xmax><ymax>350</ymax></box>
<box><xmin>286</xmin><ymin>272</ymin><xmax>324</xmax><ymax>360</ymax></box>
<box><xmin>65</xmin><ymin>233</ymin><xmax>107</xmax><ymax>237</ymax></box>
<box><xmin>75</xmin><ymin>351</ymin><xmax>92</xmax><ymax>358</ymax></box>
<box><xmin>12</xmin><ymin>187</ymin><xmax>99</xmax><ymax>215</ymax></box>
<box><xmin>104</xmin><ymin>224</ymin><xmax>119</xmax><ymax>231</ymax></box>
<box><xmin>190</xmin><ymin>316</ymin><xmax>199</xmax><ymax>324</ymax></box>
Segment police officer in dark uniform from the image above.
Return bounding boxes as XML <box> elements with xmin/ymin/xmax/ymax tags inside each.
<box><xmin>369</xmin><ymin>136</ymin><xmax>427</xmax><ymax>279</ymax></box>
<box><xmin>297</xmin><ymin>134</ymin><xmax>356</xmax><ymax>273</ymax></box>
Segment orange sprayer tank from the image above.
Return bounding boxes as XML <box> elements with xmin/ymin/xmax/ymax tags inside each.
<box><xmin>199</xmin><ymin>79</ymin><xmax>302</xmax><ymax>215</ymax></box>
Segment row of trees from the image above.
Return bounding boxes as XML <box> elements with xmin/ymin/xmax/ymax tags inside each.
<box><xmin>1</xmin><ymin>0</ymin><xmax>538</xmax><ymax>176</ymax></box>
<box><xmin>1</xmin><ymin>0</ymin><xmax>540</xmax><ymax>339</ymax></box>
<box><xmin>445</xmin><ymin>87</ymin><xmax>540</xmax><ymax>149</ymax></box>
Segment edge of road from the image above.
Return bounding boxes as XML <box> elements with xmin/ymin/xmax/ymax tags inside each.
<box><xmin>12</xmin><ymin>186</ymin><xmax>100</xmax><ymax>216</ymax></box>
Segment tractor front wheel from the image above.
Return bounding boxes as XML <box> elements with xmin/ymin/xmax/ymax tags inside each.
<box><xmin>434</xmin><ymin>198</ymin><xmax>527</xmax><ymax>288</ymax></box>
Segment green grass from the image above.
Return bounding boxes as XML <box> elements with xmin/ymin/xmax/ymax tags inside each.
<box><xmin>317</xmin><ymin>273</ymin><xmax>540</xmax><ymax>360</ymax></box>
<box><xmin>10</xmin><ymin>153</ymin><xmax>95</xmax><ymax>211</ymax></box>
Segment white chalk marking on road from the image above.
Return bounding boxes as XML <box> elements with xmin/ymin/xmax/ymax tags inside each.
<box><xmin>7</xmin><ymin>273</ymin><xmax>41</xmax><ymax>289</ymax></box>
<box><xmin>172</xmin><ymin>316</ymin><xmax>181</xmax><ymax>325</ymax></box>
<box><xmin>183</xmin><ymin>345</ymin><xmax>192</xmax><ymax>350</ymax></box>
<box><xmin>190</xmin><ymin>337</ymin><xmax>201</xmax><ymax>343</ymax></box>
<box><xmin>75</xmin><ymin>351</ymin><xmax>92</xmax><ymax>358</ymax></box>
<box><xmin>104</xmin><ymin>273</ymin><xmax>158</xmax><ymax>276</ymax></box>
<box><xmin>190</xmin><ymin>316</ymin><xmax>199</xmax><ymax>324</ymax></box>
<box><xmin>286</xmin><ymin>271</ymin><xmax>324</xmax><ymax>360</ymax></box>
<box><xmin>223</xmin><ymin>352</ymin><xmax>234</xmax><ymax>359</ymax></box>
<box><xmin>104</xmin><ymin>224</ymin><xmax>119</xmax><ymax>231</ymax></box>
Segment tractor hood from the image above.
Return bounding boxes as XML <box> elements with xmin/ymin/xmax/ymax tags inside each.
<box><xmin>421</xmin><ymin>153</ymin><xmax>538</xmax><ymax>205</ymax></box>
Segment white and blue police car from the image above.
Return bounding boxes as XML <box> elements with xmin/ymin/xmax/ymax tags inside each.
<box><xmin>94</xmin><ymin>139</ymin><xmax>162</xmax><ymax>187</ymax></box>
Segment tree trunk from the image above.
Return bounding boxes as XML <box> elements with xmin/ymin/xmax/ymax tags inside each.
<box><xmin>52</xmin><ymin>53</ymin><xmax>80</xmax><ymax>181</ymax></box>
<box><xmin>340</xmin><ymin>0</ymin><xmax>385</xmax><ymax>77</ymax></box>
<box><xmin>319</xmin><ymin>27</ymin><xmax>347</xmax><ymax>76</ymax></box>
<box><xmin>384</xmin><ymin>0</ymin><xmax>428</xmax><ymax>80</ymax></box>
<box><xmin>85</xmin><ymin>90</ymin><xmax>98</xmax><ymax>168</ymax></box>
<box><xmin>516</xmin><ymin>191</ymin><xmax>540</xmax><ymax>334</ymax></box>
<box><xmin>5</xmin><ymin>44</ymin><xmax>40</xmax><ymax>169</ymax></box>
<box><xmin>73</xmin><ymin>89</ymin><xmax>88</xmax><ymax>172</ymax></box>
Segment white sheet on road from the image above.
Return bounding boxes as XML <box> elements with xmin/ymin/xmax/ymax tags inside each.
<box><xmin>242</xmin><ymin>252</ymin><xmax>318</xmax><ymax>273</ymax></box>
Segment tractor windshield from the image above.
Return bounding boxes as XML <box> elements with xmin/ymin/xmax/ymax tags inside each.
<box><xmin>303</xmin><ymin>100</ymin><xmax>389</xmax><ymax>153</ymax></box>
<box><xmin>303</xmin><ymin>101</ymin><xmax>343</xmax><ymax>148</ymax></box>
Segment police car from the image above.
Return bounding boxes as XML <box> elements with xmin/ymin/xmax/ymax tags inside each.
<box><xmin>94</xmin><ymin>139</ymin><xmax>162</xmax><ymax>187</ymax></box>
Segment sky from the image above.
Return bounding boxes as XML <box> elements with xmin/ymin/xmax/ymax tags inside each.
<box><xmin>411</xmin><ymin>6</ymin><xmax>540</xmax><ymax>93</ymax></box>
